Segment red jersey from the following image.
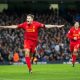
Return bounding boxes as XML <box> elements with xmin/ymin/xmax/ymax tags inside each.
<box><xmin>67</xmin><ymin>27</ymin><xmax>80</xmax><ymax>44</ymax></box>
<box><xmin>18</xmin><ymin>21</ymin><xmax>45</xmax><ymax>41</ymax></box>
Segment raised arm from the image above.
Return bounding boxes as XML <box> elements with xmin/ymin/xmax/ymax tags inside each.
<box><xmin>45</xmin><ymin>24</ymin><xmax>64</xmax><ymax>28</ymax></box>
<box><xmin>0</xmin><ymin>25</ymin><xmax>18</xmax><ymax>29</ymax></box>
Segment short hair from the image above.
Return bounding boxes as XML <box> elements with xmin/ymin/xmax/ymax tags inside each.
<box><xmin>27</xmin><ymin>14</ymin><xmax>34</xmax><ymax>19</ymax></box>
<box><xmin>74</xmin><ymin>21</ymin><xmax>79</xmax><ymax>23</ymax></box>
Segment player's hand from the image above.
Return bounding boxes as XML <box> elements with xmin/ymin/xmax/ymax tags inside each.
<box><xmin>73</xmin><ymin>37</ymin><xmax>77</xmax><ymax>40</ymax></box>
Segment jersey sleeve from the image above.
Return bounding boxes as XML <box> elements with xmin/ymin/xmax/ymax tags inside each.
<box><xmin>37</xmin><ymin>22</ymin><xmax>45</xmax><ymax>29</ymax></box>
<box><xmin>18</xmin><ymin>23</ymin><xmax>25</xmax><ymax>29</ymax></box>
<box><xmin>67</xmin><ymin>28</ymin><xmax>73</xmax><ymax>40</ymax></box>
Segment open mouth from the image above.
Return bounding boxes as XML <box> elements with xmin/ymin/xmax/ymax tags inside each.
<box><xmin>27</xmin><ymin>21</ymin><xmax>29</xmax><ymax>22</ymax></box>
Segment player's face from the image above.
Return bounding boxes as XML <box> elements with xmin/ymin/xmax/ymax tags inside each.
<box><xmin>74</xmin><ymin>22</ymin><xmax>79</xmax><ymax>28</ymax></box>
<box><xmin>26</xmin><ymin>16</ymin><xmax>33</xmax><ymax>24</ymax></box>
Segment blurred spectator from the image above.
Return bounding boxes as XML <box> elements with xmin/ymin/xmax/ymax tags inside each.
<box><xmin>13</xmin><ymin>51</ymin><xmax>20</xmax><ymax>62</ymax></box>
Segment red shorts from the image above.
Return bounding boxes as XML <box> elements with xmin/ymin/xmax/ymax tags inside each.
<box><xmin>24</xmin><ymin>39</ymin><xmax>37</xmax><ymax>53</ymax></box>
<box><xmin>70</xmin><ymin>42</ymin><xmax>80</xmax><ymax>52</ymax></box>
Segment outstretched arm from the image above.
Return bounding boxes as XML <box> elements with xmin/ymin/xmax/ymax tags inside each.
<box><xmin>0</xmin><ymin>25</ymin><xmax>18</xmax><ymax>29</ymax></box>
<box><xmin>45</xmin><ymin>24</ymin><xmax>64</xmax><ymax>28</ymax></box>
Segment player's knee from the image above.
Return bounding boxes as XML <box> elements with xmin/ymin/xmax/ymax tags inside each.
<box><xmin>73</xmin><ymin>49</ymin><xmax>77</xmax><ymax>53</ymax></box>
<box><xmin>24</xmin><ymin>49</ymin><xmax>30</xmax><ymax>57</ymax></box>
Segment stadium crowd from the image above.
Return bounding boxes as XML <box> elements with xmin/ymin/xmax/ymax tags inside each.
<box><xmin>0</xmin><ymin>10</ymin><xmax>80</xmax><ymax>64</ymax></box>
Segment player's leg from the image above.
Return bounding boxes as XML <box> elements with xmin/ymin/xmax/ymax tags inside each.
<box><xmin>25</xmin><ymin>49</ymin><xmax>32</xmax><ymax>73</ymax></box>
<box><xmin>72</xmin><ymin>44</ymin><xmax>79</xmax><ymax>67</ymax></box>
<box><xmin>70</xmin><ymin>44</ymin><xmax>76</xmax><ymax>67</ymax></box>
<box><xmin>31</xmin><ymin>53</ymin><xmax>35</xmax><ymax>64</ymax></box>
<box><xmin>72</xmin><ymin>49</ymin><xmax>77</xmax><ymax>67</ymax></box>
<box><xmin>24</xmin><ymin>40</ymin><xmax>32</xmax><ymax>73</ymax></box>
<box><xmin>31</xmin><ymin>41</ymin><xmax>38</xmax><ymax>64</ymax></box>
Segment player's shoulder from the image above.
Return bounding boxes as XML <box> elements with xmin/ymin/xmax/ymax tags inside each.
<box><xmin>19</xmin><ymin>22</ymin><xmax>27</xmax><ymax>25</ymax></box>
<box><xmin>22</xmin><ymin>22</ymin><xmax>28</xmax><ymax>26</ymax></box>
<box><xmin>70</xmin><ymin>26</ymin><xmax>75</xmax><ymax>30</ymax></box>
<box><xmin>33</xmin><ymin>21</ymin><xmax>40</xmax><ymax>24</ymax></box>
<box><xmin>23</xmin><ymin>22</ymin><xmax>27</xmax><ymax>24</ymax></box>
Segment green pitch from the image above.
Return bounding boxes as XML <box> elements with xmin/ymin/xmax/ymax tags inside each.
<box><xmin>0</xmin><ymin>64</ymin><xmax>80</xmax><ymax>80</ymax></box>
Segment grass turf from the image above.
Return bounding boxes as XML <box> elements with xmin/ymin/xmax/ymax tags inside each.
<box><xmin>0</xmin><ymin>64</ymin><xmax>80</xmax><ymax>80</ymax></box>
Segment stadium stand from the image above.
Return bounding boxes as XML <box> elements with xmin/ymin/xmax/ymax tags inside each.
<box><xmin>0</xmin><ymin>2</ymin><xmax>80</xmax><ymax>64</ymax></box>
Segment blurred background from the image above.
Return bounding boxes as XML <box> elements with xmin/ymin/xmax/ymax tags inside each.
<box><xmin>0</xmin><ymin>0</ymin><xmax>80</xmax><ymax>65</ymax></box>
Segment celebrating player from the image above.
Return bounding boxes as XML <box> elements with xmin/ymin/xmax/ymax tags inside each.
<box><xmin>0</xmin><ymin>14</ymin><xmax>64</xmax><ymax>73</ymax></box>
<box><xmin>67</xmin><ymin>21</ymin><xmax>80</xmax><ymax>67</ymax></box>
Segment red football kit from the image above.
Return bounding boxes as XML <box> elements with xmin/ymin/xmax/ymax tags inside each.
<box><xmin>67</xmin><ymin>27</ymin><xmax>80</xmax><ymax>52</ymax></box>
<box><xmin>18</xmin><ymin>21</ymin><xmax>45</xmax><ymax>53</ymax></box>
